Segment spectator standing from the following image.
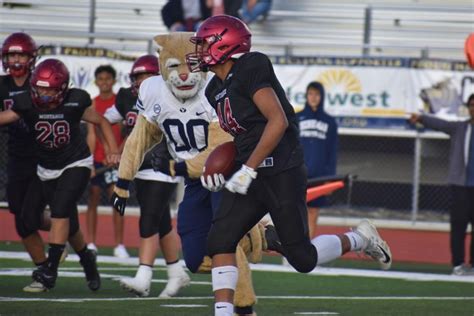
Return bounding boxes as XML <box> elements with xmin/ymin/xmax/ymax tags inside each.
<box><xmin>240</xmin><ymin>0</ymin><xmax>272</xmax><ymax>25</ymax></box>
<box><xmin>296</xmin><ymin>82</ymin><xmax>338</xmax><ymax>239</ymax></box>
<box><xmin>161</xmin><ymin>0</ymin><xmax>211</xmax><ymax>32</ymax></box>
<box><xmin>86</xmin><ymin>65</ymin><xmax>128</xmax><ymax>258</ymax></box>
<box><xmin>409</xmin><ymin>94</ymin><xmax>474</xmax><ymax>276</ymax></box>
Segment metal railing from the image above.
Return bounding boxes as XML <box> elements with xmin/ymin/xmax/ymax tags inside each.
<box><xmin>0</xmin><ymin>0</ymin><xmax>471</xmax><ymax>59</ymax></box>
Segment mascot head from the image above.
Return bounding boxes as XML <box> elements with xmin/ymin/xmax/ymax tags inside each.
<box><xmin>154</xmin><ymin>32</ymin><xmax>206</xmax><ymax>102</ymax></box>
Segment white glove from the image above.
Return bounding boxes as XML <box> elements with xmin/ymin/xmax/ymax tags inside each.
<box><xmin>225</xmin><ymin>164</ymin><xmax>257</xmax><ymax>195</ymax></box>
<box><xmin>201</xmin><ymin>173</ymin><xmax>226</xmax><ymax>192</ymax></box>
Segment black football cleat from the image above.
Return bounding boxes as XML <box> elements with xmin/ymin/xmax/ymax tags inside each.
<box><xmin>32</xmin><ymin>264</ymin><xmax>57</xmax><ymax>290</ymax></box>
<box><xmin>264</xmin><ymin>225</ymin><xmax>285</xmax><ymax>256</ymax></box>
<box><xmin>80</xmin><ymin>249</ymin><xmax>101</xmax><ymax>291</ymax></box>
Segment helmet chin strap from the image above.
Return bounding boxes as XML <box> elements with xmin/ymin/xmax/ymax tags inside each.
<box><xmin>216</xmin><ymin>44</ymin><xmax>241</xmax><ymax>65</ymax></box>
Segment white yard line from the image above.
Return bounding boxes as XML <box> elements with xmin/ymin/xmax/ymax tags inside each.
<box><xmin>0</xmin><ymin>267</ymin><xmax>165</xmax><ymax>271</ymax></box>
<box><xmin>0</xmin><ymin>251</ymin><xmax>171</xmax><ymax>267</ymax></box>
<box><xmin>0</xmin><ymin>270</ymin><xmax>211</xmax><ymax>285</ymax></box>
<box><xmin>257</xmin><ymin>296</ymin><xmax>474</xmax><ymax>300</ymax></box>
<box><xmin>2</xmin><ymin>251</ymin><xmax>474</xmax><ymax>284</ymax></box>
<box><xmin>160</xmin><ymin>304</ymin><xmax>208</xmax><ymax>308</ymax></box>
<box><xmin>250</xmin><ymin>263</ymin><xmax>474</xmax><ymax>283</ymax></box>
<box><xmin>294</xmin><ymin>313</ymin><xmax>339</xmax><ymax>315</ymax></box>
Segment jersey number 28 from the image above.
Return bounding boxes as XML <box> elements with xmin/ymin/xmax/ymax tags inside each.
<box><xmin>35</xmin><ymin>120</ymin><xmax>70</xmax><ymax>148</ymax></box>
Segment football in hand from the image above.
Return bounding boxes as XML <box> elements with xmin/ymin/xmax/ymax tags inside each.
<box><xmin>203</xmin><ymin>141</ymin><xmax>237</xmax><ymax>178</ymax></box>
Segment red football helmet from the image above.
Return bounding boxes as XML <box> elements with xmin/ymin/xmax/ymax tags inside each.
<box><xmin>130</xmin><ymin>54</ymin><xmax>160</xmax><ymax>95</ymax></box>
<box><xmin>186</xmin><ymin>15</ymin><xmax>251</xmax><ymax>72</ymax></box>
<box><xmin>2</xmin><ymin>32</ymin><xmax>38</xmax><ymax>77</ymax></box>
<box><xmin>30</xmin><ymin>59</ymin><xmax>70</xmax><ymax>111</ymax></box>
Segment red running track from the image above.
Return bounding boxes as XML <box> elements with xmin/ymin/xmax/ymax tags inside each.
<box><xmin>0</xmin><ymin>210</ymin><xmax>471</xmax><ymax>265</ymax></box>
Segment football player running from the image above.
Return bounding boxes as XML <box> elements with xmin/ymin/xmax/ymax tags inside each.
<box><xmin>0</xmin><ymin>33</ymin><xmax>73</xmax><ymax>292</ymax></box>
<box><xmin>111</xmin><ymin>32</ymin><xmax>275</xmax><ymax>315</ymax></box>
<box><xmin>0</xmin><ymin>58</ymin><xmax>120</xmax><ymax>291</ymax></box>
<box><xmin>104</xmin><ymin>54</ymin><xmax>190</xmax><ymax>297</ymax></box>
<box><xmin>186</xmin><ymin>15</ymin><xmax>393</xmax><ymax>316</ymax></box>
<box><xmin>1</xmin><ymin>32</ymin><xmax>49</xmax><ymax>292</ymax></box>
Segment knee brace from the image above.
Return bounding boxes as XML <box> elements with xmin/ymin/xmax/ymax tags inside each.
<box><xmin>211</xmin><ymin>265</ymin><xmax>238</xmax><ymax>292</ymax></box>
<box><xmin>14</xmin><ymin>214</ymin><xmax>35</xmax><ymax>238</ymax></box>
<box><xmin>283</xmin><ymin>241</ymin><xmax>318</xmax><ymax>273</ymax></box>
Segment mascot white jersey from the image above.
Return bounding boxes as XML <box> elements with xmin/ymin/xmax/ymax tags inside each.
<box><xmin>137</xmin><ymin>76</ymin><xmax>216</xmax><ymax>162</ymax></box>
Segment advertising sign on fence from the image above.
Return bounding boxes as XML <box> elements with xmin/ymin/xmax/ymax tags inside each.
<box><xmin>4</xmin><ymin>47</ymin><xmax>473</xmax><ymax>130</ymax></box>
<box><xmin>271</xmin><ymin>56</ymin><xmax>474</xmax><ymax>129</ymax></box>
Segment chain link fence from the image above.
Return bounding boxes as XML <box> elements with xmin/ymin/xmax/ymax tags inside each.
<box><xmin>327</xmin><ymin>132</ymin><xmax>451</xmax><ymax>221</ymax></box>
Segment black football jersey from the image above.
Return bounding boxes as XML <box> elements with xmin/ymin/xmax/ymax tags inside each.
<box><xmin>12</xmin><ymin>88</ymin><xmax>92</xmax><ymax>170</ymax></box>
<box><xmin>205</xmin><ymin>52</ymin><xmax>304</xmax><ymax>176</ymax></box>
<box><xmin>115</xmin><ymin>87</ymin><xmax>138</xmax><ymax>135</ymax></box>
<box><xmin>0</xmin><ymin>75</ymin><xmax>37</xmax><ymax>165</ymax></box>
<box><xmin>114</xmin><ymin>87</ymin><xmax>170</xmax><ymax>170</ymax></box>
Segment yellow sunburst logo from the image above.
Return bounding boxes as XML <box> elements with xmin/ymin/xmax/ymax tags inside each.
<box><xmin>317</xmin><ymin>69</ymin><xmax>362</xmax><ymax>93</ymax></box>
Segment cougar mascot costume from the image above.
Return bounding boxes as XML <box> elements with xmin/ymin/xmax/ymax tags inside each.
<box><xmin>113</xmin><ymin>32</ymin><xmax>274</xmax><ymax>315</ymax></box>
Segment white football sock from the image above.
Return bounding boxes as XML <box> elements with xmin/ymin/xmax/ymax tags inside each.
<box><xmin>311</xmin><ymin>235</ymin><xmax>342</xmax><ymax>265</ymax></box>
<box><xmin>167</xmin><ymin>261</ymin><xmax>185</xmax><ymax>278</ymax></box>
<box><xmin>136</xmin><ymin>264</ymin><xmax>153</xmax><ymax>282</ymax></box>
<box><xmin>214</xmin><ymin>302</ymin><xmax>233</xmax><ymax>316</ymax></box>
<box><xmin>344</xmin><ymin>231</ymin><xmax>367</xmax><ymax>251</ymax></box>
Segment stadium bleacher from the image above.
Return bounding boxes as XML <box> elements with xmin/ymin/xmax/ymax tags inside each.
<box><xmin>0</xmin><ymin>0</ymin><xmax>472</xmax><ymax>59</ymax></box>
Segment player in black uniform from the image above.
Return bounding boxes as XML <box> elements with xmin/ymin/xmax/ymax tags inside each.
<box><xmin>187</xmin><ymin>15</ymin><xmax>393</xmax><ymax>315</ymax></box>
<box><xmin>0</xmin><ymin>58</ymin><xmax>120</xmax><ymax>291</ymax></box>
<box><xmin>0</xmin><ymin>32</ymin><xmax>54</xmax><ymax>292</ymax></box>
<box><xmin>104</xmin><ymin>55</ymin><xmax>189</xmax><ymax>297</ymax></box>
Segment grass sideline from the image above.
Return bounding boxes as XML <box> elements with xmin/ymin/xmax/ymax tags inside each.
<box><xmin>1</xmin><ymin>243</ymin><xmax>474</xmax><ymax>315</ymax></box>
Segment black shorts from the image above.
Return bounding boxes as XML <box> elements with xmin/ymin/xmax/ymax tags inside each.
<box><xmin>42</xmin><ymin>167</ymin><xmax>91</xmax><ymax>219</ymax></box>
<box><xmin>135</xmin><ymin>178</ymin><xmax>177</xmax><ymax>238</ymax></box>
<box><xmin>90</xmin><ymin>162</ymin><xmax>118</xmax><ymax>188</ymax></box>
<box><xmin>211</xmin><ymin>164</ymin><xmax>310</xmax><ymax>251</ymax></box>
<box><xmin>7</xmin><ymin>171</ymin><xmax>46</xmax><ymax>218</ymax></box>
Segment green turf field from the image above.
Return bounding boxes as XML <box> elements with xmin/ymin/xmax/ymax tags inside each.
<box><xmin>0</xmin><ymin>242</ymin><xmax>473</xmax><ymax>316</ymax></box>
